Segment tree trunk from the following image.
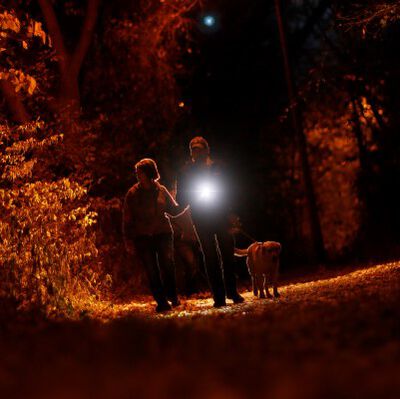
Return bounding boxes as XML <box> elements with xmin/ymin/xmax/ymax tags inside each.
<box><xmin>351</xmin><ymin>98</ymin><xmax>369</xmax><ymax>173</ymax></box>
<box><xmin>1</xmin><ymin>1</ymin><xmax>98</xmax><ymax>133</ymax></box>
<box><xmin>38</xmin><ymin>0</ymin><xmax>100</xmax><ymax>130</ymax></box>
<box><xmin>0</xmin><ymin>79</ymin><xmax>30</xmax><ymax>123</ymax></box>
<box><xmin>274</xmin><ymin>0</ymin><xmax>327</xmax><ymax>263</ymax></box>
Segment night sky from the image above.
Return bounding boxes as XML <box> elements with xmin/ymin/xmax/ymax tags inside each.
<box><xmin>185</xmin><ymin>1</ymin><xmax>286</xmax><ymax>153</ymax></box>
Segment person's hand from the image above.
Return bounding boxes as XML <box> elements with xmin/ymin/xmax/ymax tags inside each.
<box><xmin>165</xmin><ymin>205</ymin><xmax>190</xmax><ymax>219</ymax></box>
<box><xmin>228</xmin><ymin>213</ymin><xmax>242</xmax><ymax>235</ymax></box>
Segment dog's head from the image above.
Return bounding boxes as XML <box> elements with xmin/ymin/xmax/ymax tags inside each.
<box><xmin>261</xmin><ymin>241</ymin><xmax>281</xmax><ymax>262</ymax></box>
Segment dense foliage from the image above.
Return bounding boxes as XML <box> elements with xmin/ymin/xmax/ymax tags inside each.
<box><xmin>0</xmin><ymin>122</ymin><xmax>104</xmax><ymax>314</ymax></box>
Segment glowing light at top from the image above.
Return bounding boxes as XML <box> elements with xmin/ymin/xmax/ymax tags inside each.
<box><xmin>203</xmin><ymin>15</ymin><xmax>216</xmax><ymax>27</ymax></box>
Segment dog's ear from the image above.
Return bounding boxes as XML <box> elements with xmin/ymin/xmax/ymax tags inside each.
<box><xmin>264</xmin><ymin>242</ymin><xmax>281</xmax><ymax>255</ymax></box>
<box><xmin>270</xmin><ymin>242</ymin><xmax>281</xmax><ymax>254</ymax></box>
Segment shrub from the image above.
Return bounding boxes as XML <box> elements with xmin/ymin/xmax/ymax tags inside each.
<box><xmin>0</xmin><ymin>122</ymin><xmax>106</xmax><ymax>315</ymax></box>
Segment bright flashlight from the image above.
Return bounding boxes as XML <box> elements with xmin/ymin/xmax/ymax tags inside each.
<box><xmin>198</xmin><ymin>182</ymin><xmax>216</xmax><ymax>201</ymax></box>
<box><xmin>193</xmin><ymin>180</ymin><xmax>221</xmax><ymax>204</ymax></box>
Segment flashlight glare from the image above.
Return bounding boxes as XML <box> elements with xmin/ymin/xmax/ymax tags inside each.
<box><xmin>196</xmin><ymin>181</ymin><xmax>218</xmax><ymax>202</ymax></box>
<box><xmin>200</xmin><ymin>184</ymin><xmax>213</xmax><ymax>200</ymax></box>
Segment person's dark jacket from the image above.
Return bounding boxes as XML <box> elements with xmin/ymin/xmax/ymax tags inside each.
<box><xmin>122</xmin><ymin>181</ymin><xmax>178</xmax><ymax>240</ymax></box>
<box><xmin>176</xmin><ymin>159</ymin><xmax>236</xmax><ymax>225</ymax></box>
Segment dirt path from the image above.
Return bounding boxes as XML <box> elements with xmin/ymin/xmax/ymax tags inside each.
<box><xmin>1</xmin><ymin>262</ymin><xmax>400</xmax><ymax>399</ymax></box>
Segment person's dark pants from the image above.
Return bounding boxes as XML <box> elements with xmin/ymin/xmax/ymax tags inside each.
<box><xmin>133</xmin><ymin>233</ymin><xmax>178</xmax><ymax>306</ymax></box>
<box><xmin>174</xmin><ymin>241</ymin><xmax>206</xmax><ymax>296</ymax></box>
<box><xmin>193</xmin><ymin>220</ymin><xmax>239</xmax><ymax>303</ymax></box>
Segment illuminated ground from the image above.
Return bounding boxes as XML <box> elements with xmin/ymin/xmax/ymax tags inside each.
<box><xmin>1</xmin><ymin>262</ymin><xmax>400</xmax><ymax>398</ymax></box>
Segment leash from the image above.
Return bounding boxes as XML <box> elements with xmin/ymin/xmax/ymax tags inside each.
<box><xmin>237</xmin><ymin>228</ymin><xmax>258</xmax><ymax>243</ymax></box>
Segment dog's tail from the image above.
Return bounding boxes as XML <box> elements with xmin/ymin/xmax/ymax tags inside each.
<box><xmin>234</xmin><ymin>248</ymin><xmax>248</xmax><ymax>257</ymax></box>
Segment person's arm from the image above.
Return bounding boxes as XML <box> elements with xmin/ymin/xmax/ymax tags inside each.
<box><xmin>122</xmin><ymin>190</ymin><xmax>135</xmax><ymax>253</ymax></box>
<box><xmin>176</xmin><ymin>167</ymin><xmax>190</xmax><ymax>209</ymax></box>
<box><xmin>162</xmin><ymin>185</ymin><xmax>189</xmax><ymax>217</ymax></box>
<box><xmin>164</xmin><ymin>185</ymin><xmax>178</xmax><ymax>213</ymax></box>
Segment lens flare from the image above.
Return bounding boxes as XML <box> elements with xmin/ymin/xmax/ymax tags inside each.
<box><xmin>203</xmin><ymin>15</ymin><xmax>216</xmax><ymax>27</ymax></box>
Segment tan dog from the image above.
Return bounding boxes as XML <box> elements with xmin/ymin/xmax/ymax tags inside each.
<box><xmin>235</xmin><ymin>241</ymin><xmax>281</xmax><ymax>298</ymax></box>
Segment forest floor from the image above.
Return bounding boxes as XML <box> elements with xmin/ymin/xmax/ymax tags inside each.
<box><xmin>1</xmin><ymin>261</ymin><xmax>400</xmax><ymax>399</ymax></box>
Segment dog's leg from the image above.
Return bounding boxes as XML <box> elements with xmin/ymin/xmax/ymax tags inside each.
<box><xmin>272</xmin><ymin>272</ymin><xmax>280</xmax><ymax>298</ymax></box>
<box><xmin>252</xmin><ymin>275</ymin><xmax>258</xmax><ymax>297</ymax></box>
<box><xmin>248</xmin><ymin>258</ymin><xmax>258</xmax><ymax>297</ymax></box>
<box><xmin>265</xmin><ymin>274</ymin><xmax>273</xmax><ymax>298</ymax></box>
<box><xmin>265</xmin><ymin>284</ymin><xmax>273</xmax><ymax>298</ymax></box>
<box><xmin>261</xmin><ymin>274</ymin><xmax>267</xmax><ymax>298</ymax></box>
<box><xmin>258</xmin><ymin>275</ymin><xmax>265</xmax><ymax>299</ymax></box>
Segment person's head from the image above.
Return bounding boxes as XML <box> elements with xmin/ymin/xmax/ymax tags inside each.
<box><xmin>189</xmin><ymin>136</ymin><xmax>210</xmax><ymax>164</ymax></box>
<box><xmin>135</xmin><ymin>158</ymin><xmax>160</xmax><ymax>186</ymax></box>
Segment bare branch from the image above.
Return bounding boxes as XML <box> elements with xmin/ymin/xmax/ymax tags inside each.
<box><xmin>340</xmin><ymin>2</ymin><xmax>400</xmax><ymax>34</ymax></box>
<box><xmin>70</xmin><ymin>0</ymin><xmax>100</xmax><ymax>79</ymax></box>
<box><xmin>37</xmin><ymin>0</ymin><xmax>69</xmax><ymax>74</ymax></box>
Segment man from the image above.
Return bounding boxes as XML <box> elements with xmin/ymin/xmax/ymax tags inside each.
<box><xmin>176</xmin><ymin>136</ymin><xmax>244</xmax><ymax>307</ymax></box>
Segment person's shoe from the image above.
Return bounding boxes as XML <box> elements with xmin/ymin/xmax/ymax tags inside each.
<box><xmin>228</xmin><ymin>293</ymin><xmax>245</xmax><ymax>304</ymax></box>
<box><xmin>170</xmin><ymin>298</ymin><xmax>181</xmax><ymax>307</ymax></box>
<box><xmin>213</xmin><ymin>299</ymin><xmax>226</xmax><ymax>308</ymax></box>
<box><xmin>156</xmin><ymin>302</ymin><xmax>172</xmax><ymax>313</ymax></box>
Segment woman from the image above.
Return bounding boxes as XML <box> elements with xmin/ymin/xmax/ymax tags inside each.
<box><xmin>122</xmin><ymin>158</ymin><xmax>180</xmax><ymax>312</ymax></box>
